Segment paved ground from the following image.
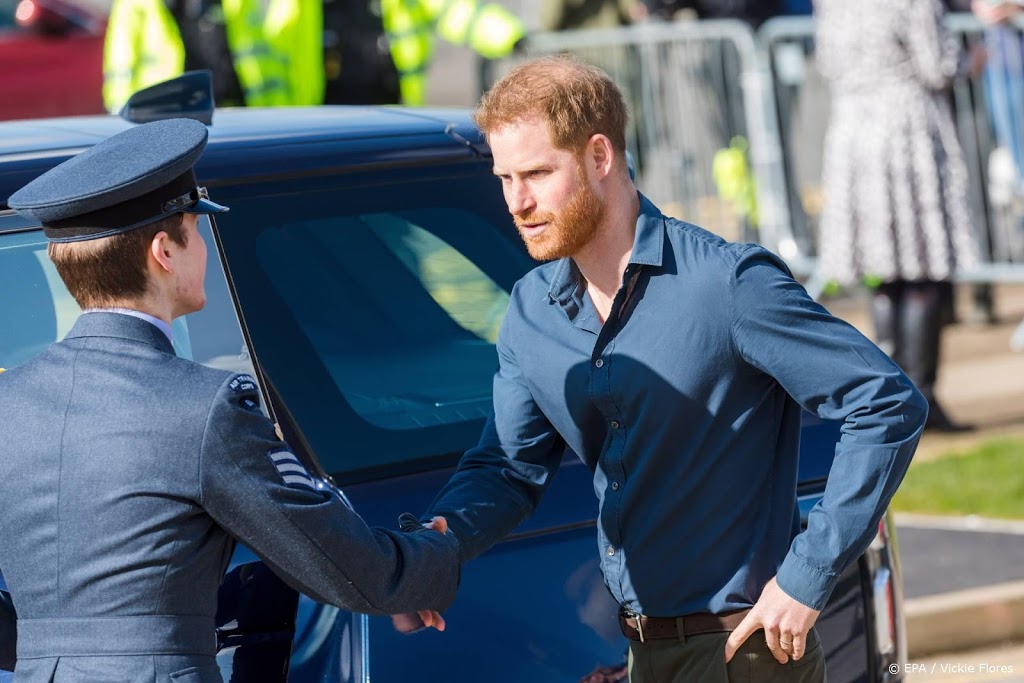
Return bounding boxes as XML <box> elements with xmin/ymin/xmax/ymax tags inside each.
<box><xmin>898</xmin><ymin>520</ymin><xmax>1024</xmax><ymax>599</ymax></box>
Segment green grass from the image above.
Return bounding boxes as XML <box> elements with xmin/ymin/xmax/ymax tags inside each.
<box><xmin>891</xmin><ymin>438</ymin><xmax>1024</xmax><ymax>519</ymax></box>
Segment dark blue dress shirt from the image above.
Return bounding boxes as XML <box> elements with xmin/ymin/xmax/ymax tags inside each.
<box><xmin>429</xmin><ymin>193</ymin><xmax>926</xmax><ymax>615</ymax></box>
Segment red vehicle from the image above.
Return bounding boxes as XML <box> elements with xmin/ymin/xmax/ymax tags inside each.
<box><xmin>0</xmin><ymin>0</ymin><xmax>106</xmax><ymax>120</ymax></box>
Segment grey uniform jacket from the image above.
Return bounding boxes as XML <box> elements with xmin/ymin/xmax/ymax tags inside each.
<box><xmin>0</xmin><ymin>313</ymin><xmax>460</xmax><ymax>682</ymax></box>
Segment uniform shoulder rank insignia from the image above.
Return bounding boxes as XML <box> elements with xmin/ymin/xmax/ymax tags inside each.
<box><xmin>267</xmin><ymin>449</ymin><xmax>318</xmax><ymax>491</ymax></box>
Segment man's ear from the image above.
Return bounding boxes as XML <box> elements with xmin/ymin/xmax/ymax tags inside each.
<box><xmin>586</xmin><ymin>134</ymin><xmax>615</xmax><ymax>180</ymax></box>
<box><xmin>149</xmin><ymin>231</ymin><xmax>175</xmax><ymax>275</ymax></box>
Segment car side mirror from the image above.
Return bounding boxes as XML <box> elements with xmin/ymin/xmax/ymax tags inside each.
<box><xmin>120</xmin><ymin>70</ymin><xmax>215</xmax><ymax>125</ymax></box>
<box><xmin>14</xmin><ymin>0</ymin><xmax>77</xmax><ymax>36</ymax></box>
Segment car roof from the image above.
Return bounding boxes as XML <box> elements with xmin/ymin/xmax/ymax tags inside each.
<box><xmin>0</xmin><ymin>106</ymin><xmax>489</xmax><ymax>207</ymax></box>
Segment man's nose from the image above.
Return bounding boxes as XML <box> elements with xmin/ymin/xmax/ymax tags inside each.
<box><xmin>506</xmin><ymin>180</ymin><xmax>535</xmax><ymax>216</ymax></box>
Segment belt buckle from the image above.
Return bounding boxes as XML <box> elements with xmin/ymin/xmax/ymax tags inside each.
<box><xmin>626</xmin><ymin>609</ymin><xmax>645</xmax><ymax>643</ymax></box>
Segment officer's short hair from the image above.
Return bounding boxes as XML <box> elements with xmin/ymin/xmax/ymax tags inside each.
<box><xmin>47</xmin><ymin>214</ymin><xmax>188</xmax><ymax>310</ymax></box>
<box><xmin>474</xmin><ymin>54</ymin><xmax>628</xmax><ymax>157</ymax></box>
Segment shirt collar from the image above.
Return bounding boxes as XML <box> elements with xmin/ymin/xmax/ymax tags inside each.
<box><xmin>85</xmin><ymin>307</ymin><xmax>173</xmax><ymax>344</ymax></box>
<box><xmin>630</xmin><ymin>193</ymin><xmax>666</xmax><ymax>267</ymax></box>
<box><xmin>547</xmin><ymin>191</ymin><xmax>665</xmax><ymax>302</ymax></box>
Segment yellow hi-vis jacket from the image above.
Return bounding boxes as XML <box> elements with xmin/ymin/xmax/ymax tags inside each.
<box><xmin>102</xmin><ymin>0</ymin><xmax>297</xmax><ymax>112</ymax></box>
<box><xmin>264</xmin><ymin>0</ymin><xmax>323</xmax><ymax>106</ymax></box>
<box><xmin>382</xmin><ymin>0</ymin><xmax>525</xmax><ymax>105</ymax></box>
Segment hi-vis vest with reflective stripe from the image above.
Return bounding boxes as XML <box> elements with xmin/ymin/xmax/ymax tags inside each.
<box><xmin>381</xmin><ymin>0</ymin><xmax>524</xmax><ymax>105</ymax></box>
<box><xmin>103</xmin><ymin>0</ymin><xmax>292</xmax><ymax>112</ymax></box>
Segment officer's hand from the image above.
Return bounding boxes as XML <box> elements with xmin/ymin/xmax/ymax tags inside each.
<box><xmin>724</xmin><ymin>577</ymin><xmax>820</xmax><ymax>664</ymax></box>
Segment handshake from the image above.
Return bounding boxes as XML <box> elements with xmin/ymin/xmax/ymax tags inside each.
<box><xmin>394</xmin><ymin>512</ymin><xmax>450</xmax><ymax>634</ymax></box>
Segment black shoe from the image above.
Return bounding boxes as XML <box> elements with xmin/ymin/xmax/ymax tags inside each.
<box><xmin>925</xmin><ymin>400</ymin><xmax>975</xmax><ymax>433</ymax></box>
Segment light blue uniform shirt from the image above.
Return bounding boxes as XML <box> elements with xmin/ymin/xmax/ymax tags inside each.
<box><xmin>428</xmin><ymin>193</ymin><xmax>926</xmax><ymax>615</ymax></box>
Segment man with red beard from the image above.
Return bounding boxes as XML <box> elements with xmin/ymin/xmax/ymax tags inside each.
<box><xmin>418</xmin><ymin>55</ymin><xmax>926</xmax><ymax>682</ymax></box>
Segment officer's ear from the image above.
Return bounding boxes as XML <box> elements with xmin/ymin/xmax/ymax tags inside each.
<box><xmin>149</xmin><ymin>231</ymin><xmax>176</xmax><ymax>276</ymax></box>
<box><xmin>148</xmin><ymin>213</ymin><xmax>191</xmax><ymax>276</ymax></box>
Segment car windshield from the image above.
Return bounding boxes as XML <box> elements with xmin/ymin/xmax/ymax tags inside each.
<box><xmin>213</xmin><ymin>166</ymin><xmax>533</xmax><ymax>482</ymax></box>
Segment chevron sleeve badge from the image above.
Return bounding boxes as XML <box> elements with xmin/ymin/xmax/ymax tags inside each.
<box><xmin>267</xmin><ymin>449</ymin><xmax>318</xmax><ymax>491</ymax></box>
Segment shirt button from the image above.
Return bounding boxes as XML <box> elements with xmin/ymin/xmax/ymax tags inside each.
<box><xmin>611</xmin><ymin>482</ymin><xmax>620</xmax><ymax>491</ymax></box>
<box><xmin>607</xmin><ymin>546</ymin><xmax>616</xmax><ymax>556</ymax></box>
<box><xmin>610</xmin><ymin>420</ymin><xmax>620</xmax><ymax>429</ymax></box>
<box><xmin>595</xmin><ymin>359</ymin><xmax>604</xmax><ymax>368</ymax></box>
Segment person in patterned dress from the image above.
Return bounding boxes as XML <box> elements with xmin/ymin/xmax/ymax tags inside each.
<box><xmin>815</xmin><ymin>0</ymin><xmax>981</xmax><ymax>431</ymax></box>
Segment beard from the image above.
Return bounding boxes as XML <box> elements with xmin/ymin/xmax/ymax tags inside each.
<box><xmin>514</xmin><ymin>174</ymin><xmax>606</xmax><ymax>261</ymax></box>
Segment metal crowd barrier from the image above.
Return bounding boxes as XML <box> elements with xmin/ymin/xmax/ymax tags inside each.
<box><xmin>491</xmin><ymin>15</ymin><xmax>1024</xmax><ymax>305</ymax></box>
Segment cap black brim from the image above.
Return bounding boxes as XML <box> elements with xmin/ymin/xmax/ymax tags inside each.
<box><xmin>184</xmin><ymin>197</ymin><xmax>230</xmax><ymax>214</ymax></box>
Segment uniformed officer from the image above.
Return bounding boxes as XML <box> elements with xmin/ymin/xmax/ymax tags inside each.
<box><xmin>0</xmin><ymin>118</ymin><xmax>459</xmax><ymax>682</ymax></box>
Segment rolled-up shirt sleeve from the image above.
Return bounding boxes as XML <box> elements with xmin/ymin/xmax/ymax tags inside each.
<box><xmin>729</xmin><ymin>246</ymin><xmax>927</xmax><ymax>609</ymax></box>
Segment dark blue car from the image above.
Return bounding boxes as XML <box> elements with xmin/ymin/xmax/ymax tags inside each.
<box><xmin>0</xmin><ymin>103</ymin><xmax>906</xmax><ymax>682</ymax></box>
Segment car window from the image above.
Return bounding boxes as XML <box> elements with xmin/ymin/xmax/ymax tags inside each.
<box><xmin>0</xmin><ymin>216</ymin><xmax>257</xmax><ymax>381</ymax></box>
<box><xmin>255</xmin><ymin>210</ymin><xmax>510</xmax><ymax>430</ymax></box>
<box><xmin>213</xmin><ymin>167</ymin><xmax>533</xmax><ymax>481</ymax></box>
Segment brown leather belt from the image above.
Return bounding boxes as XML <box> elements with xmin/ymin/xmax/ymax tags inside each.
<box><xmin>618</xmin><ymin>608</ymin><xmax>750</xmax><ymax>643</ymax></box>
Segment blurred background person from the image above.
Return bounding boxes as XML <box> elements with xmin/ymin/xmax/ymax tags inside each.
<box><xmin>539</xmin><ymin>0</ymin><xmax>640</xmax><ymax>31</ymax></box>
<box><xmin>102</xmin><ymin>0</ymin><xmax>299</xmax><ymax>112</ymax></box>
<box><xmin>104</xmin><ymin>0</ymin><xmax>524</xmax><ymax>112</ymax></box>
<box><xmin>814</xmin><ymin>0</ymin><xmax>982</xmax><ymax>432</ymax></box>
<box><xmin>972</xmin><ymin>0</ymin><xmax>1024</xmax><ymax>197</ymax></box>
<box><xmin>313</xmin><ymin>0</ymin><xmax>525</xmax><ymax>105</ymax></box>
<box><xmin>639</xmin><ymin>0</ymin><xmax>784</xmax><ymax>27</ymax></box>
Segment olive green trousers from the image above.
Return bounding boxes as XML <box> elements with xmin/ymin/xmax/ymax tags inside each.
<box><xmin>627</xmin><ymin>627</ymin><xmax>827</xmax><ymax>682</ymax></box>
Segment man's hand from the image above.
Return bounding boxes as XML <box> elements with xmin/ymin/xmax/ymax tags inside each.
<box><xmin>424</xmin><ymin>516</ymin><xmax>447</xmax><ymax>535</ymax></box>
<box><xmin>391</xmin><ymin>609</ymin><xmax>446</xmax><ymax>633</ymax></box>
<box><xmin>724</xmin><ymin>577</ymin><xmax>820</xmax><ymax>664</ymax></box>
<box><xmin>390</xmin><ymin>515</ymin><xmax>450</xmax><ymax>633</ymax></box>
